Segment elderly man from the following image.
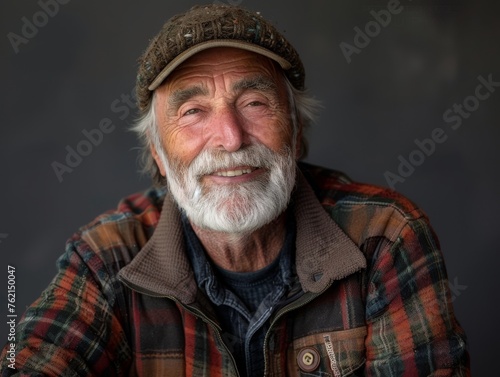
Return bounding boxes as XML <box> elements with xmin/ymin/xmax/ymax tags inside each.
<box><xmin>1</xmin><ymin>4</ymin><xmax>469</xmax><ymax>376</ymax></box>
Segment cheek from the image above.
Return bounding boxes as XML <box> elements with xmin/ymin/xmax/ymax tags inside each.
<box><xmin>162</xmin><ymin>125</ymin><xmax>206</xmax><ymax>167</ymax></box>
<box><xmin>252</xmin><ymin>116</ymin><xmax>294</xmax><ymax>152</ymax></box>
<box><xmin>154</xmin><ymin>93</ymin><xmax>206</xmax><ymax>167</ymax></box>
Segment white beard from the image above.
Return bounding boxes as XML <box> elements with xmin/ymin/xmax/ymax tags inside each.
<box><xmin>158</xmin><ymin>143</ymin><xmax>296</xmax><ymax>234</ymax></box>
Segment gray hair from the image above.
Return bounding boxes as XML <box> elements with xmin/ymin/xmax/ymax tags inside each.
<box><xmin>131</xmin><ymin>76</ymin><xmax>321</xmax><ymax>186</ymax></box>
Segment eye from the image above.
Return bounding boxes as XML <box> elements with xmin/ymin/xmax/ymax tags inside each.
<box><xmin>183</xmin><ymin>108</ymin><xmax>201</xmax><ymax>116</ymax></box>
<box><xmin>247</xmin><ymin>100</ymin><xmax>265</xmax><ymax>107</ymax></box>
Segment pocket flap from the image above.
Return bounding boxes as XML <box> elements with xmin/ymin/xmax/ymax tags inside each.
<box><xmin>290</xmin><ymin>326</ymin><xmax>367</xmax><ymax>376</ymax></box>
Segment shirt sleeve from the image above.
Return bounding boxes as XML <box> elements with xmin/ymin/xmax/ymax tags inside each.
<box><xmin>0</xmin><ymin>239</ymin><xmax>132</xmax><ymax>376</ymax></box>
<box><xmin>364</xmin><ymin>217</ymin><xmax>470</xmax><ymax>376</ymax></box>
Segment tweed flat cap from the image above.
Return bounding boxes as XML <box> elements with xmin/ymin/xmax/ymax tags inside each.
<box><xmin>136</xmin><ymin>4</ymin><xmax>305</xmax><ymax>112</ymax></box>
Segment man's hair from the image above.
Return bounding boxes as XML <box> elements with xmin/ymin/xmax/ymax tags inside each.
<box><xmin>132</xmin><ymin>75</ymin><xmax>320</xmax><ymax>186</ymax></box>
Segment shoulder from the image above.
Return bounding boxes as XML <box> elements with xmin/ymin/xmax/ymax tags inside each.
<box><xmin>299</xmin><ymin>162</ymin><xmax>430</xmax><ymax>245</ymax></box>
<box><xmin>64</xmin><ymin>187</ymin><xmax>167</xmax><ymax>276</ymax></box>
<box><xmin>79</xmin><ymin>187</ymin><xmax>166</xmax><ymax>243</ymax></box>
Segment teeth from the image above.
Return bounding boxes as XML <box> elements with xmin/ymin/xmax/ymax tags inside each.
<box><xmin>215</xmin><ymin>168</ymin><xmax>254</xmax><ymax>177</ymax></box>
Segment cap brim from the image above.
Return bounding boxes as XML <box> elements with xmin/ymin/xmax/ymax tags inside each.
<box><xmin>147</xmin><ymin>39</ymin><xmax>292</xmax><ymax>91</ymax></box>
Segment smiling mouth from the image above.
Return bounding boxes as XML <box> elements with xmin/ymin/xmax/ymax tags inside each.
<box><xmin>213</xmin><ymin>167</ymin><xmax>257</xmax><ymax>177</ymax></box>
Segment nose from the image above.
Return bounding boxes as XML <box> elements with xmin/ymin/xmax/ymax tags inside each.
<box><xmin>207</xmin><ymin>105</ymin><xmax>246</xmax><ymax>152</ymax></box>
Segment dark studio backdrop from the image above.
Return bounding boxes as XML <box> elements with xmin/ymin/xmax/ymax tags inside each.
<box><xmin>1</xmin><ymin>0</ymin><xmax>498</xmax><ymax>374</ymax></box>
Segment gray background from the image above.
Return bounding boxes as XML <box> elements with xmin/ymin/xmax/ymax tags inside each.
<box><xmin>1</xmin><ymin>0</ymin><xmax>498</xmax><ymax>375</ymax></box>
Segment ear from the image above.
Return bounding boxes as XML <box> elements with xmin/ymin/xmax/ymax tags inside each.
<box><xmin>150</xmin><ymin>143</ymin><xmax>167</xmax><ymax>177</ymax></box>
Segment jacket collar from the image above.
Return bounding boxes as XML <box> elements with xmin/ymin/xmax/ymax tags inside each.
<box><xmin>118</xmin><ymin>170</ymin><xmax>366</xmax><ymax>303</ymax></box>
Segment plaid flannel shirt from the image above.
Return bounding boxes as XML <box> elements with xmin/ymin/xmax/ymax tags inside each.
<box><xmin>0</xmin><ymin>162</ymin><xmax>470</xmax><ymax>376</ymax></box>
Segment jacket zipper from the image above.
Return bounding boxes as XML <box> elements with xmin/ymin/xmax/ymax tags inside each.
<box><xmin>119</xmin><ymin>277</ymin><xmax>241</xmax><ymax>377</ymax></box>
<box><xmin>262</xmin><ymin>264</ymin><xmax>366</xmax><ymax>376</ymax></box>
<box><xmin>181</xmin><ymin>303</ymin><xmax>241</xmax><ymax>377</ymax></box>
<box><xmin>262</xmin><ymin>286</ymin><xmax>330</xmax><ymax>376</ymax></box>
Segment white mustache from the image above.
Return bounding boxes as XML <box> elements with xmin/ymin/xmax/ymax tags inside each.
<box><xmin>186</xmin><ymin>144</ymin><xmax>279</xmax><ymax>178</ymax></box>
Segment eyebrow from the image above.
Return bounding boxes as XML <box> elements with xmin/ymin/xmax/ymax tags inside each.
<box><xmin>232</xmin><ymin>75</ymin><xmax>278</xmax><ymax>94</ymax></box>
<box><xmin>168</xmin><ymin>86</ymin><xmax>208</xmax><ymax>112</ymax></box>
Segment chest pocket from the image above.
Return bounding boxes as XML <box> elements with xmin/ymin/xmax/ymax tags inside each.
<box><xmin>287</xmin><ymin>326</ymin><xmax>367</xmax><ymax>377</ymax></box>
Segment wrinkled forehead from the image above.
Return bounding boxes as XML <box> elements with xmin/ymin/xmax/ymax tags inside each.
<box><xmin>156</xmin><ymin>47</ymin><xmax>285</xmax><ymax>92</ymax></box>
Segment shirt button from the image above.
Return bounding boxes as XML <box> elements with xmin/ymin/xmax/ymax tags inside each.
<box><xmin>297</xmin><ymin>348</ymin><xmax>320</xmax><ymax>372</ymax></box>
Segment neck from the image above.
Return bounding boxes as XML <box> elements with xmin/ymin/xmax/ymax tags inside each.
<box><xmin>190</xmin><ymin>213</ymin><xmax>287</xmax><ymax>272</ymax></box>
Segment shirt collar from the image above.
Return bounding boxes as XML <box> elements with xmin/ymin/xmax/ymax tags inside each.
<box><xmin>118</xmin><ymin>168</ymin><xmax>366</xmax><ymax>303</ymax></box>
<box><xmin>181</xmin><ymin>210</ymin><xmax>296</xmax><ymax>304</ymax></box>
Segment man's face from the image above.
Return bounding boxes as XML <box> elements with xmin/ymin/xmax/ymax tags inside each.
<box><xmin>152</xmin><ymin>47</ymin><xmax>299</xmax><ymax>233</ymax></box>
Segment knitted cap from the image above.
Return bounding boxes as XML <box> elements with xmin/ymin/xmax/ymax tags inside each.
<box><xmin>136</xmin><ymin>4</ymin><xmax>305</xmax><ymax>112</ymax></box>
